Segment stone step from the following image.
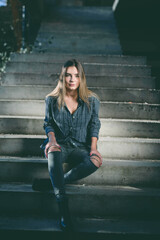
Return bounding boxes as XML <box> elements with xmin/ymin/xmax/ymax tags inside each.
<box><xmin>0</xmin><ymin>157</ymin><xmax>160</xmax><ymax>188</ymax></box>
<box><xmin>0</xmin><ymin>135</ymin><xmax>159</xmax><ymax>159</ymax></box>
<box><xmin>39</xmin><ymin>22</ymin><xmax>118</xmax><ymax>34</ymax></box>
<box><xmin>1</xmin><ymin>116</ymin><xmax>160</xmax><ymax>138</ymax></box>
<box><xmin>0</xmin><ymin>85</ymin><xmax>159</xmax><ymax>103</ymax></box>
<box><xmin>46</xmin><ymin>6</ymin><xmax>115</xmax><ymax>22</ymax></box>
<box><xmin>10</xmin><ymin>53</ymin><xmax>147</xmax><ymax>65</ymax></box>
<box><xmin>59</xmin><ymin>0</ymin><xmax>84</xmax><ymax>6</ymax></box>
<box><xmin>34</xmin><ymin>42</ymin><xmax>121</xmax><ymax>54</ymax></box>
<box><xmin>2</xmin><ymin>73</ymin><xmax>155</xmax><ymax>89</ymax></box>
<box><xmin>33</xmin><ymin>48</ymin><xmax>118</xmax><ymax>55</ymax></box>
<box><xmin>34</xmin><ymin>34</ymin><xmax>121</xmax><ymax>50</ymax></box>
<box><xmin>5</xmin><ymin>62</ymin><xmax>151</xmax><ymax>77</ymax></box>
<box><xmin>3</xmin><ymin>117</ymin><xmax>160</xmax><ymax>138</ymax></box>
<box><xmin>39</xmin><ymin>6</ymin><xmax>118</xmax><ymax>28</ymax></box>
<box><xmin>0</xmin><ymin>100</ymin><xmax>159</xmax><ymax>120</ymax></box>
<box><xmin>0</xmin><ymin>183</ymin><xmax>160</xmax><ymax>219</ymax></box>
<box><xmin>36</xmin><ymin>30</ymin><xmax>120</xmax><ymax>41</ymax></box>
<box><xmin>0</xmin><ymin>216</ymin><xmax>160</xmax><ymax>240</ymax></box>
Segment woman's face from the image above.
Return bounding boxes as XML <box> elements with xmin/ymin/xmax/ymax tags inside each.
<box><xmin>65</xmin><ymin>66</ymin><xmax>80</xmax><ymax>92</ymax></box>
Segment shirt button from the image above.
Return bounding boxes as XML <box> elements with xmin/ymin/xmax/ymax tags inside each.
<box><xmin>70</xmin><ymin>127</ymin><xmax>72</xmax><ymax>130</ymax></box>
<box><xmin>73</xmin><ymin>116</ymin><xmax>75</xmax><ymax>119</ymax></box>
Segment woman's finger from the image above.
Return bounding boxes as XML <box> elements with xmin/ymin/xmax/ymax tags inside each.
<box><xmin>90</xmin><ymin>151</ymin><xmax>102</xmax><ymax>160</ymax></box>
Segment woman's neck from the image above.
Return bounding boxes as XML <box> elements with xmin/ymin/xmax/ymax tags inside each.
<box><xmin>65</xmin><ymin>90</ymin><xmax>78</xmax><ymax>100</ymax></box>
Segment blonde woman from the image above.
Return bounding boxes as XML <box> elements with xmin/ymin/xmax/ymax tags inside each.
<box><xmin>43</xmin><ymin>59</ymin><xmax>102</xmax><ymax>231</ymax></box>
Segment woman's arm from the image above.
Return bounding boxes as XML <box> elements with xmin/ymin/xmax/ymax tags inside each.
<box><xmin>45</xmin><ymin>132</ymin><xmax>61</xmax><ymax>158</ymax></box>
<box><xmin>43</xmin><ymin>97</ymin><xmax>61</xmax><ymax>158</ymax></box>
<box><xmin>88</xmin><ymin>97</ymin><xmax>101</xmax><ymax>141</ymax></box>
<box><xmin>90</xmin><ymin>137</ymin><xmax>102</xmax><ymax>167</ymax></box>
<box><xmin>43</xmin><ymin>96</ymin><xmax>55</xmax><ymax>135</ymax></box>
<box><xmin>88</xmin><ymin>98</ymin><xmax>102</xmax><ymax>167</ymax></box>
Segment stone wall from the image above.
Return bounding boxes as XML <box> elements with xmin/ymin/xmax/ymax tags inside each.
<box><xmin>115</xmin><ymin>0</ymin><xmax>160</xmax><ymax>89</ymax></box>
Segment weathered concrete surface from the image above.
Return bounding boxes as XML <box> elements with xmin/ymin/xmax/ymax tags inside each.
<box><xmin>0</xmin><ymin>157</ymin><xmax>160</xmax><ymax>188</ymax></box>
<box><xmin>0</xmin><ymin>215</ymin><xmax>160</xmax><ymax>239</ymax></box>
<box><xmin>0</xmin><ymin>100</ymin><xmax>159</xmax><ymax>120</ymax></box>
<box><xmin>0</xmin><ymin>85</ymin><xmax>159</xmax><ymax>103</ymax></box>
<box><xmin>2</xmin><ymin>73</ymin><xmax>156</xmax><ymax>89</ymax></box>
<box><xmin>0</xmin><ymin>135</ymin><xmax>159</xmax><ymax>159</ymax></box>
<box><xmin>10</xmin><ymin>52</ymin><xmax>147</xmax><ymax>65</ymax></box>
<box><xmin>0</xmin><ymin>116</ymin><xmax>160</xmax><ymax>138</ymax></box>
<box><xmin>0</xmin><ymin>183</ymin><xmax>160</xmax><ymax>219</ymax></box>
<box><xmin>5</xmin><ymin>62</ymin><xmax>151</xmax><ymax>77</ymax></box>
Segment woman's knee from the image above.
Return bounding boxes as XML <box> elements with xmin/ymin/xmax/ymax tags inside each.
<box><xmin>48</xmin><ymin>146</ymin><xmax>61</xmax><ymax>154</ymax></box>
<box><xmin>48</xmin><ymin>148</ymin><xmax>62</xmax><ymax>173</ymax></box>
<box><xmin>90</xmin><ymin>155</ymin><xmax>101</xmax><ymax>168</ymax></box>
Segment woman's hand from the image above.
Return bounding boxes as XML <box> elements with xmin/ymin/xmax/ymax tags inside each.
<box><xmin>90</xmin><ymin>149</ymin><xmax>102</xmax><ymax>167</ymax></box>
<box><xmin>45</xmin><ymin>141</ymin><xmax>61</xmax><ymax>158</ymax></box>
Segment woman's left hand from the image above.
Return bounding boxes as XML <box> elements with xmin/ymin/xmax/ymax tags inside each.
<box><xmin>90</xmin><ymin>149</ymin><xmax>103</xmax><ymax>167</ymax></box>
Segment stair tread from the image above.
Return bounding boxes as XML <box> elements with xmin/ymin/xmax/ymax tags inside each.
<box><xmin>0</xmin><ymin>183</ymin><xmax>160</xmax><ymax>196</ymax></box>
<box><xmin>4</xmin><ymin>72</ymin><xmax>153</xmax><ymax>77</ymax></box>
<box><xmin>0</xmin><ymin>215</ymin><xmax>160</xmax><ymax>234</ymax></box>
<box><xmin>0</xmin><ymin>115</ymin><xmax>160</xmax><ymax>123</ymax></box>
<box><xmin>11</xmin><ymin>52</ymin><xmax>147</xmax><ymax>58</ymax></box>
<box><xmin>0</xmin><ymin>99</ymin><xmax>159</xmax><ymax>105</ymax></box>
<box><xmin>0</xmin><ymin>156</ymin><xmax>160</xmax><ymax>165</ymax></box>
<box><xmin>0</xmin><ymin>134</ymin><xmax>160</xmax><ymax>142</ymax></box>
<box><xmin>1</xmin><ymin>85</ymin><xmax>159</xmax><ymax>91</ymax></box>
<box><xmin>6</xmin><ymin>61</ymin><xmax>150</xmax><ymax>68</ymax></box>
<box><xmin>8</xmin><ymin>61</ymin><xmax>149</xmax><ymax>67</ymax></box>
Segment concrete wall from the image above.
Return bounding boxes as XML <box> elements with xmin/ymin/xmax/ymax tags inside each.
<box><xmin>114</xmin><ymin>0</ymin><xmax>160</xmax><ymax>89</ymax></box>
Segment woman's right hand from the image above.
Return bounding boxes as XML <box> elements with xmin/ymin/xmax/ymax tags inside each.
<box><xmin>45</xmin><ymin>141</ymin><xmax>61</xmax><ymax>158</ymax></box>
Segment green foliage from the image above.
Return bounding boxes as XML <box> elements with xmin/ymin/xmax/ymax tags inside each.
<box><xmin>0</xmin><ymin>6</ymin><xmax>17</xmax><ymax>74</ymax></box>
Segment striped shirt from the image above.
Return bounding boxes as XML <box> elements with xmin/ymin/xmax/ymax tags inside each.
<box><xmin>43</xmin><ymin>96</ymin><xmax>101</xmax><ymax>148</ymax></box>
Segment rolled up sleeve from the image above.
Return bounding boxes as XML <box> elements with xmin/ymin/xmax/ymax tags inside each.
<box><xmin>43</xmin><ymin>96</ymin><xmax>55</xmax><ymax>135</ymax></box>
<box><xmin>88</xmin><ymin>97</ymin><xmax>101</xmax><ymax>139</ymax></box>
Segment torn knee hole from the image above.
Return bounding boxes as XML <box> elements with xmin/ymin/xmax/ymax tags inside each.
<box><xmin>90</xmin><ymin>156</ymin><xmax>101</xmax><ymax>168</ymax></box>
<box><xmin>48</xmin><ymin>146</ymin><xmax>61</xmax><ymax>153</ymax></box>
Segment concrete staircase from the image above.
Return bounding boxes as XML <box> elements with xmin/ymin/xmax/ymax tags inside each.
<box><xmin>0</xmin><ymin>4</ymin><xmax>160</xmax><ymax>239</ymax></box>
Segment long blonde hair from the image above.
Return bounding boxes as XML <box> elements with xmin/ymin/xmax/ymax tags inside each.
<box><xmin>47</xmin><ymin>59</ymin><xmax>97</xmax><ymax>108</ymax></box>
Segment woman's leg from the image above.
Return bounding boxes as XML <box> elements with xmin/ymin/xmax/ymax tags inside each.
<box><xmin>48</xmin><ymin>146</ymin><xmax>72</xmax><ymax>231</ymax></box>
<box><xmin>64</xmin><ymin>148</ymin><xmax>99</xmax><ymax>184</ymax></box>
<box><xmin>48</xmin><ymin>150</ymin><xmax>65</xmax><ymax>200</ymax></box>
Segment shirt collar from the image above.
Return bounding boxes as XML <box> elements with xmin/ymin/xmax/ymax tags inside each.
<box><xmin>78</xmin><ymin>96</ymin><xmax>83</xmax><ymax>105</ymax></box>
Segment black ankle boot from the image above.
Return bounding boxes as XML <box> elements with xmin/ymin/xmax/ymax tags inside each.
<box><xmin>57</xmin><ymin>197</ymin><xmax>73</xmax><ymax>231</ymax></box>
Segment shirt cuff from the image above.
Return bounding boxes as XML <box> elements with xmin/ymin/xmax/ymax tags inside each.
<box><xmin>45</xmin><ymin>126</ymin><xmax>55</xmax><ymax>135</ymax></box>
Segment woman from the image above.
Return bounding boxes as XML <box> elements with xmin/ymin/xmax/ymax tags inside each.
<box><xmin>44</xmin><ymin>59</ymin><xmax>102</xmax><ymax>231</ymax></box>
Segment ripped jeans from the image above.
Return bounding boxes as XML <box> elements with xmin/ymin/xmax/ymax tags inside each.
<box><xmin>47</xmin><ymin>142</ymin><xmax>98</xmax><ymax>200</ymax></box>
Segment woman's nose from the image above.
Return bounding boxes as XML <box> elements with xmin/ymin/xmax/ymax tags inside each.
<box><xmin>69</xmin><ymin>76</ymin><xmax>73</xmax><ymax>81</ymax></box>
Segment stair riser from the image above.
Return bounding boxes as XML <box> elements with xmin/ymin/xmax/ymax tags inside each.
<box><xmin>0</xmin><ymin>160</ymin><xmax>160</xmax><ymax>188</ymax></box>
<box><xmin>2</xmin><ymin>74</ymin><xmax>155</xmax><ymax>89</ymax></box>
<box><xmin>99</xmin><ymin>139</ymin><xmax>160</xmax><ymax>160</ymax></box>
<box><xmin>0</xmin><ymin>187</ymin><xmax>160</xmax><ymax>219</ymax></box>
<box><xmin>6</xmin><ymin>62</ymin><xmax>151</xmax><ymax>77</ymax></box>
<box><xmin>0</xmin><ymin>101</ymin><xmax>159</xmax><ymax>120</ymax></box>
<box><xmin>1</xmin><ymin>118</ymin><xmax>160</xmax><ymax>138</ymax></box>
<box><xmin>34</xmin><ymin>39</ymin><xmax>122</xmax><ymax>52</ymax></box>
<box><xmin>36</xmin><ymin>31</ymin><xmax>119</xmax><ymax>40</ymax></box>
<box><xmin>0</xmin><ymin>138</ymin><xmax>159</xmax><ymax>159</ymax></box>
<box><xmin>100</xmin><ymin>120</ymin><xmax>160</xmax><ymax>138</ymax></box>
<box><xmin>40</xmin><ymin>24</ymin><xmax>118</xmax><ymax>33</ymax></box>
<box><xmin>11</xmin><ymin>53</ymin><xmax>147</xmax><ymax>65</ymax></box>
<box><xmin>40</xmin><ymin>48</ymin><xmax>121</xmax><ymax>54</ymax></box>
<box><xmin>35</xmin><ymin>36</ymin><xmax>121</xmax><ymax>44</ymax></box>
<box><xmin>0</xmin><ymin>86</ymin><xmax>159</xmax><ymax>103</ymax></box>
<box><xmin>100</xmin><ymin>102</ymin><xmax>160</xmax><ymax>120</ymax></box>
